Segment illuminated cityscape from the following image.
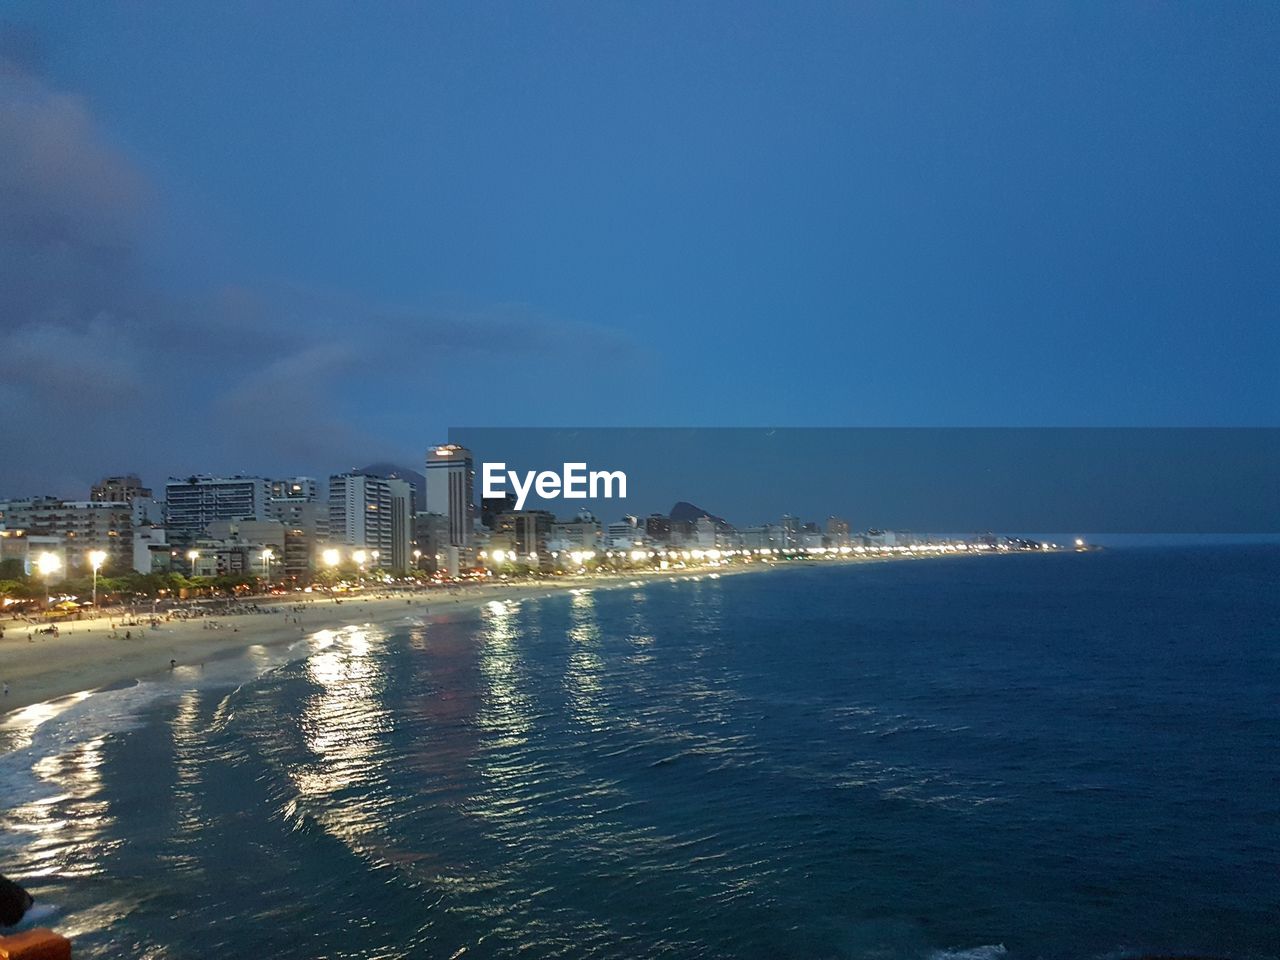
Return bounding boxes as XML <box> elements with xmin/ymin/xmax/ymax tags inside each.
<box><xmin>0</xmin><ymin>447</ymin><xmax>1059</xmax><ymax>608</ymax></box>
<box><xmin>0</xmin><ymin>6</ymin><xmax>1273</xmax><ymax>958</ymax></box>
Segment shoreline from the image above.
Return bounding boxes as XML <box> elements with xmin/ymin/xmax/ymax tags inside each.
<box><xmin>0</xmin><ymin>551</ymin><xmax>1000</xmax><ymax>720</ymax></box>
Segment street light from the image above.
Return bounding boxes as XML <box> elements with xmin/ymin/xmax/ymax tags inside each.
<box><xmin>322</xmin><ymin>548</ymin><xmax>341</xmax><ymax>567</ymax></box>
<box><xmin>35</xmin><ymin>551</ymin><xmax>61</xmax><ymax>609</ymax></box>
<box><xmin>88</xmin><ymin>549</ymin><xmax>107</xmax><ymax>608</ymax></box>
<box><xmin>187</xmin><ymin>549</ymin><xmax>200</xmax><ymax>576</ymax></box>
<box><xmin>261</xmin><ymin>548</ymin><xmax>275</xmax><ymax>586</ymax></box>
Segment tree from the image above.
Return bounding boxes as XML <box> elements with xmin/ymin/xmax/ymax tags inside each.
<box><xmin>0</xmin><ymin>579</ymin><xmax>29</xmax><ymax>601</ymax></box>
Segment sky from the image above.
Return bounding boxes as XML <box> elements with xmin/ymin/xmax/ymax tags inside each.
<box><xmin>452</xmin><ymin>427</ymin><xmax>1280</xmax><ymax>533</ymax></box>
<box><xmin>0</xmin><ymin>2</ymin><xmax>1277</xmax><ymax>499</ymax></box>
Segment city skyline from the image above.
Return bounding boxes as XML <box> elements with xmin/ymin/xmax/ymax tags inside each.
<box><xmin>6</xmin><ymin>421</ymin><xmax>1280</xmax><ymax>536</ymax></box>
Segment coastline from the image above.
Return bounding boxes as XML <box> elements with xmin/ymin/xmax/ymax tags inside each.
<box><xmin>0</xmin><ymin>551</ymin><xmax>991</xmax><ymax>720</ymax></box>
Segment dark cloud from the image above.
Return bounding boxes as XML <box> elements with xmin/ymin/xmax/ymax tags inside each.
<box><xmin>0</xmin><ymin>36</ymin><xmax>637</xmax><ymax>498</ymax></box>
<box><xmin>0</xmin><ymin>50</ymin><xmax>149</xmax><ymax>333</ymax></box>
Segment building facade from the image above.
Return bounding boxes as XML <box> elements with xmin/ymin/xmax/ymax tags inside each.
<box><xmin>164</xmin><ymin>476</ymin><xmax>270</xmax><ymax>538</ymax></box>
<box><xmin>425</xmin><ymin>444</ymin><xmax>474</xmax><ymax>547</ymax></box>
<box><xmin>549</xmin><ymin>511</ymin><xmax>604</xmax><ymax>551</ymax></box>
<box><xmin>494</xmin><ymin>510</ymin><xmax>554</xmax><ymax>559</ymax></box>
<box><xmin>0</xmin><ymin>498</ymin><xmax>136</xmax><ymax>573</ymax></box>
<box><xmin>327</xmin><ymin>474</ymin><xmax>413</xmax><ymax>571</ymax></box>
<box><xmin>91</xmin><ymin>474</ymin><xmax>153</xmax><ymax>504</ymax></box>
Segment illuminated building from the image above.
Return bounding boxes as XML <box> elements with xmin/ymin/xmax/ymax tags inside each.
<box><xmin>425</xmin><ymin>444</ymin><xmax>474</xmax><ymax>547</ymax></box>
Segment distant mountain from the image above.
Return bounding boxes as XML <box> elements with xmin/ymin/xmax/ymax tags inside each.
<box><xmin>356</xmin><ymin>462</ymin><xmax>426</xmax><ymax>512</ymax></box>
<box><xmin>669</xmin><ymin>501</ymin><xmax>729</xmax><ymax>526</ymax></box>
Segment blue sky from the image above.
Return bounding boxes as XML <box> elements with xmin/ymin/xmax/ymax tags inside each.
<box><xmin>0</xmin><ymin>3</ymin><xmax>1277</xmax><ymax>496</ymax></box>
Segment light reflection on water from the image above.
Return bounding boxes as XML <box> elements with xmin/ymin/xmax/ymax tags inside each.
<box><xmin>167</xmin><ymin>689</ymin><xmax>206</xmax><ymax>873</ymax></box>
<box><xmin>0</xmin><ymin>552</ymin><xmax>1275</xmax><ymax>960</ymax></box>
<box><xmin>624</xmin><ymin>590</ymin><xmax>656</xmax><ymax>666</ymax></box>
<box><xmin>0</xmin><ymin>693</ymin><xmax>93</xmax><ymax>755</ymax></box>
<box><xmin>288</xmin><ymin>625</ymin><xmax>393</xmax><ymax>852</ymax></box>
<box><xmin>11</xmin><ymin>735</ymin><xmax>111</xmax><ymax>879</ymax></box>
<box><xmin>565</xmin><ymin>589</ymin><xmax>605</xmax><ymax>732</ymax></box>
<box><xmin>476</xmin><ymin>598</ymin><xmax>533</xmax><ymax>752</ymax></box>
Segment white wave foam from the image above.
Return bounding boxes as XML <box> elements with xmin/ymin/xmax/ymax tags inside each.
<box><xmin>930</xmin><ymin>945</ymin><xmax>1008</xmax><ymax>960</ymax></box>
<box><xmin>0</xmin><ymin>630</ymin><xmax>353</xmax><ymax>831</ymax></box>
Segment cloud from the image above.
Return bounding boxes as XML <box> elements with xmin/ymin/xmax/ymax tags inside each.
<box><xmin>0</xmin><ymin>32</ymin><xmax>639</xmax><ymax>498</ymax></box>
<box><xmin>0</xmin><ymin>52</ymin><xmax>150</xmax><ymax>335</ymax></box>
<box><xmin>214</xmin><ymin>342</ymin><xmax>379</xmax><ymax>467</ymax></box>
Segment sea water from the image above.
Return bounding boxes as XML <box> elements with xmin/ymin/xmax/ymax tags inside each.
<box><xmin>1</xmin><ymin>547</ymin><xmax>1277</xmax><ymax>959</ymax></box>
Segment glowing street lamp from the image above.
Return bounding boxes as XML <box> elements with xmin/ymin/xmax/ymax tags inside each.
<box><xmin>261</xmin><ymin>548</ymin><xmax>275</xmax><ymax>584</ymax></box>
<box><xmin>88</xmin><ymin>549</ymin><xmax>108</xmax><ymax>608</ymax></box>
<box><xmin>352</xmin><ymin>550</ymin><xmax>367</xmax><ymax>574</ymax></box>
<box><xmin>322</xmin><ymin>548</ymin><xmax>341</xmax><ymax>568</ymax></box>
<box><xmin>187</xmin><ymin>549</ymin><xmax>200</xmax><ymax>576</ymax></box>
<box><xmin>36</xmin><ymin>551</ymin><xmax>61</xmax><ymax>608</ymax></box>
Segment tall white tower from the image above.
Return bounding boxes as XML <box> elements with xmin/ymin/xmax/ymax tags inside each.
<box><xmin>425</xmin><ymin>444</ymin><xmax>474</xmax><ymax>547</ymax></box>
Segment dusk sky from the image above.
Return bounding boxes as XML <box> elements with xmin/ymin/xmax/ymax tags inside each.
<box><xmin>1</xmin><ymin>3</ymin><xmax>1277</xmax><ymax>497</ymax></box>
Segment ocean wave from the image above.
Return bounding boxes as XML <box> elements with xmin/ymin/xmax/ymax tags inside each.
<box><xmin>929</xmin><ymin>945</ymin><xmax>1008</xmax><ymax>960</ymax></box>
<box><xmin>0</xmin><ymin>631</ymin><xmax>346</xmax><ymax>841</ymax></box>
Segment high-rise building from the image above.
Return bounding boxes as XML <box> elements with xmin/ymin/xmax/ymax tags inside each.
<box><xmin>328</xmin><ymin>473</ymin><xmax>390</xmax><ymax>560</ymax></box>
<box><xmin>265</xmin><ymin>476</ymin><xmax>325</xmax><ymax>568</ymax></box>
<box><xmin>0</xmin><ymin>497</ymin><xmax>135</xmax><ymax>572</ymax></box>
<box><xmin>413</xmin><ymin>512</ymin><xmax>451</xmax><ymax>572</ymax></box>
<box><xmin>550</xmin><ymin>511</ymin><xmax>603</xmax><ymax>551</ymax></box>
<box><xmin>387</xmin><ymin>478</ymin><xmax>413</xmax><ymax>572</ymax></box>
<box><xmin>91</xmin><ymin>474</ymin><xmax>152</xmax><ymax>504</ymax></box>
<box><xmin>495</xmin><ymin>510</ymin><xmax>554</xmax><ymax>559</ymax></box>
<box><xmin>328</xmin><ymin>474</ymin><xmax>414</xmax><ymax>571</ymax></box>
<box><xmin>425</xmin><ymin>444</ymin><xmax>474</xmax><ymax>547</ymax></box>
<box><xmin>164</xmin><ymin>476</ymin><xmax>269</xmax><ymax>538</ymax></box>
<box><xmin>481</xmin><ymin>491</ymin><xmax>517</xmax><ymax>530</ymax></box>
<box><xmin>644</xmin><ymin>513</ymin><xmax>672</xmax><ymax>542</ymax></box>
<box><xmin>606</xmin><ymin>515</ymin><xmax>643</xmax><ymax>548</ymax></box>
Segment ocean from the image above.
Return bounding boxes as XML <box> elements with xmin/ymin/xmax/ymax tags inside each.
<box><xmin>1</xmin><ymin>547</ymin><xmax>1277</xmax><ymax>959</ymax></box>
